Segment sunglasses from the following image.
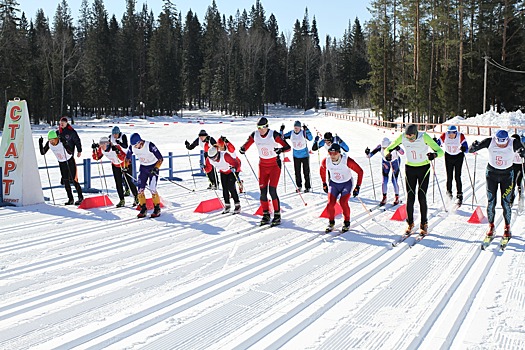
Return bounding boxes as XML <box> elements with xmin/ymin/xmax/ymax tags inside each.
<box><xmin>257</xmin><ymin>124</ymin><xmax>268</xmax><ymax>129</ymax></box>
<box><xmin>406</xmin><ymin>134</ymin><xmax>417</xmax><ymax>141</ymax></box>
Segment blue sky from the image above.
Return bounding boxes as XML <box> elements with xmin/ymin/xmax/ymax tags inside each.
<box><xmin>18</xmin><ymin>0</ymin><xmax>371</xmax><ymax>41</ymax></box>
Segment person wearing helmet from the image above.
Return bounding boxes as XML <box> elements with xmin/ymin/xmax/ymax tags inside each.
<box><xmin>365</xmin><ymin>137</ymin><xmax>405</xmax><ymax>206</ymax></box>
<box><xmin>239</xmin><ymin>117</ymin><xmax>291</xmax><ymax>226</ymax></box>
<box><xmin>204</xmin><ymin>144</ymin><xmax>242</xmax><ymax>214</ymax></box>
<box><xmin>185</xmin><ymin>130</ymin><xmax>218</xmax><ymax>190</ymax></box>
<box><xmin>125</xmin><ymin>133</ymin><xmax>164</xmax><ymax>218</ymax></box>
<box><xmin>434</xmin><ymin>125</ymin><xmax>469</xmax><ymax>206</ymax></box>
<box><xmin>280</xmin><ymin>120</ymin><xmax>313</xmax><ymax>192</ymax></box>
<box><xmin>385</xmin><ymin>124</ymin><xmax>444</xmax><ymax>236</ymax></box>
<box><xmin>39</xmin><ymin>130</ymin><xmax>84</xmax><ymax>205</ymax></box>
<box><xmin>510</xmin><ymin>134</ymin><xmax>525</xmax><ymax>207</ymax></box>
<box><xmin>320</xmin><ymin>143</ymin><xmax>364</xmax><ymax>233</ymax></box>
<box><xmin>110</xmin><ymin>126</ymin><xmax>131</xmax><ymax>196</ymax></box>
<box><xmin>57</xmin><ymin>116</ymin><xmax>82</xmax><ymax>158</ymax></box>
<box><xmin>470</xmin><ymin>129</ymin><xmax>525</xmax><ymax>241</ymax></box>
<box><xmin>312</xmin><ymin>131</ymin><xmax>349</xmax><ymax>152</ymax></box>
<box><xmin>92</xmin><ymin>136</ymin><xmax>138</xmax><ymax>207</ymax></box>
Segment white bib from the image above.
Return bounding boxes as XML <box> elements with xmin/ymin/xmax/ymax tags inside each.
<box><xmin>254</xmin><ymin>129</ymin><xmax>279</xmax><ymax>159</ymax></box>
<box><xmin>110</xmin><ymin>134</ymin><xmax>124</xmax><ymax>145</ymax></box>
<box><xmin>209</xmin><ymin>152</ymin><xmax>230</xmax><ymax>172</ymax></box>
<box><xmin>132</xmin><ymin>141</ymin><xmax>158</xmax><ymax>166</ymax></box>
<box><xmin>326</xmin><ymin>155</ymin><xmax>353</xmax><ymax>184</ymax></box>
<box><xmin>50</xmin><ymin>142</ymin><xmax>72</xmax><ymax>162</ymax></box>
<box><xmin>403</xmin><ymin>132</ymin><xmax>428</xmax><ymax>163</ymax></box>
<box><xmin>102</xmin><ymin>147</ymin><xmax>123</xmax><ymax>165</ymax></box>
<box><xmin>444</xmin><ymin>134</ymin><xmax>462</xmax><ymax>155</ymax></box>
<box><xmin>488</xmin><ymin>138</ymin><xmax>515</xmax><ymax>169</ymax></box>
<box><xmin>290</xmin><ymin>131</ymin><xmax>307</xmax><ymax>150</ymax></box>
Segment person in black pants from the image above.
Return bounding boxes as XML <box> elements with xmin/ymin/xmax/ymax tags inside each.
<box><xmin>110</xmin><ymin>126</ymin><xmax>131</xmax><ymax>196</ymax></box>
<box><xmin>185</xmin><ymin>130</ymin><xmax>218</xmax><ymax>189</ymax></box>
<box><xmin>510</xmin><ymin>134</ymin><xmax>524</xmax><ymax>206</ymax></box>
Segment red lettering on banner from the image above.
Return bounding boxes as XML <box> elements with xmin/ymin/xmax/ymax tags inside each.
<box><xmin>5</xmin><ymin>143</ymin><xmax>18</xmax><ymax>158</ymax></box>
<box><xmin>3</xmin><ymin>179</ymin><xmax>14</xmax><ymax>195</ymax></box>
<box><xmin>8</xmin><ymin>124</ymin><xmax>19</xmax><ymax>139</ymax></box>
<box><xmin>4</xmin><ymin>160</ymin><xmax>16</xmax><ymax>176</ymax></box>
<box><xmin>9</xmin><ymin>105</ymin><xmax>22</xmax><ymax>121</ymax></box>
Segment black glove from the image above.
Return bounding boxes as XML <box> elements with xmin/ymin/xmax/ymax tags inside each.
<box><xmin>394</xmin><ymin>145</ymin><xmax>401</xmax><ymax>151</ymax></box>
<box><xmin>433</xmin><ymin>137</ymin><xmax>439</xmax><ymax>144</ymax></box>
<box><xmin>274</xmin><ymin>147</ymin><xmax>283</xmax><ymax>155</ymax></box>
<box><xmin>365</xmin><ymin>147</ymin><xmax>370</xmax><ymax>156</ymax></box>
<box><xmin>221</xmin><ymin>136</ymin><xmax>228</xmax><ymax>143</ymax></box>
<box><xmin>518</xmin><ymin>147</ymin><xmax>525</xmax><ymax>158</ymax></box>
<box><xmin>353</xmin><ymin>185</ymin><xmax>360</xmax><ymax>197</ymax></box>
<box><xmin>150</xmin><ymin>167</ymin><xmax>159</xmax><ymax>176</ymax></box>
<box><xmin>303</xmin><ymin>124</ymin><xmax>308</xmax><ymax>130</ymax></box>
<box><xmin>323</xmin><ymin>183</ymin><xmax>328</xmax><ymax>193</ymax></box>
<box><xmin>280</xmin><ymin>124</ymin><xmax>285</xmax><ymax>132</ymax></box>
<box><xmin>314</xmin><ymin>135</ymin><xmax>320</xmax><ymax>142</ymax></box>
<box><xmin>111</xmin><ymin>145</ymin><xmax>118</xmax><ymax>152</ymax></box>
<box><xmin>39</xmin><ymin>136</ymin><xmax>43</xmax><ymax>146</ymax></box>
<box><xmin>471</xmin><ymin>140</ymin><xmax>480</xmax><ymax>150</ymax></box>
<box><xmin>115</xmin><ymin>139</ymin><xmax>123</xmax><ymax>146</ymax></box>
<box><xmin>239</xmin><ymin>146</ymin><xmax>246</xmax><ymax>155</ymax></box>
<box><xmin>460</xmin><ymin>145</ymin><xmax>467</xmax><ymax>152</ymax></box>
<box><xmin>427</xmin><ymin>152</ymin><xmax>438</xmax><ymax>161</ymax></box>
<box><xmin>121</xmin><ymin>166</ymin><xmax>128</xmax><ymax>173</ymax></box>
<box><xmin>91</xmin><ymin>142</ymin><xmax>99</xmax><ymax>150</ymax></box>
<box><xmin>385</xmin><ymin>153</ymin><xmax>392</xmax><ymax>161</ymax></box>
<box><xmin>185</xmin><ymin>140</ymin><xmax>190</xmax><ymax>149</ymax></box>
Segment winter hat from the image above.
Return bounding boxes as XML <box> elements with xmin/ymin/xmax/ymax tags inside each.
<box><xmin>208</xmin><ymin>146</ymin><xmax>219</xmax><ymax>159</ymax></box>
<box><xmin>381</xmin><ymin>137</ymin><xmax>390</xmax><ymax>148</ymax></box>
<box><xmin>111</xmin><ymin>126</ymin><xmax>120</xmax><ymax>134</ymax></box>
<box><xmin>257</xmin><ymin>117</ymin><xmax>269</xmax><ymax>128</ymax></box>
<box><xmin>130</xmin><ymin>133</ymin><xmax>143</xmax><ymax>146</ymax></box>
<box><xmin>294</xmin><ymin>120</ymin><xmax>301</xmax><ymax>127</ymax></box>
<box><xmin>405</xmin><ymin>124</ymin><xmax>418</xmax><ymax>136</ymax></box>
<box><xmin>495</xmin><ymin>130</ymin><xmax>509</xmax><ymax>145</ymax></box>
<box><xmin>447</xmin><ymin>125</ymin><xmax>458</xmax><ymax>133</ymax></box>
<box><xmin>60</xmin><ymin>116</ymin><xmax>68</xmax><ymax>123</ymax></box>
<box><xmin>47</xmin><ymin>130</ymin><xmax>58</xmax><ymax>140</ymax></box>
<box><xmin>324</xmin><ymin>132</ymin><xmax>333</xmax><ymax>141</ymax></box>
<box><xmin>511</xmin><ymin>133</ymin><xmax>520</xmax><ymax>140</ymax></box>
<box><xmin>327</xmin><ymin>143</ymin><xmax>341</xmax><ymax>153</ymax></box>
<box><xmin>198</xmin><ymin>129</ymin><xmax>208</xmax><ymax>137</ymax></box>
<box><xmin>99</xmin><ymin>136</ymin><xmax>109</xmax><ymax>144</ymax></box>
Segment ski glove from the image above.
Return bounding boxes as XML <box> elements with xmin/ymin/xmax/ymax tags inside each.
<box><xmin>302</xmin><ymin>124</ymin><xmax>308</xmax><ymax>130</ymax></box>
<box><xmin>150</xmin><ymin>167</ymin><xmax>159</xmax><ymax>176</ymax></box>
<box><xmin>239</xmin><ymin>146</ymin><xmax>246</xmax><ymax>155</ymax></box>
<box><xmin>394</xmin><ymin>145</ymin><xmax>401</xmax><ymax>151</ymax></box>
<box><xmin>280</xmin><ymin>124</ymin><xmax>285</xmax><ymax>132</ymax></box>
<box><xmin>39</xmin><ymin>136</ymin><xmax>44</xmax><ymax>146</ymax></box>
<box><xmin>365</xmin><ymin>147</ymin><xmax>370</xmax><ymax>156</ymax></box>
<box><xmin>519</xmin><ymin>147</ymin><xmax>525</xmax><ymax>158</ymax></box>
<box><xmin>353</xmin><ymin>185</ymin><xmax>360</xmax><ymax>197</ymax></box>
<box><xmin>314</xmin><ymin>136</ymin><xmax>320</xmax><ymax>142</ymax></box>
<box><xmin>323</xmin><ymin>183</ymin><xmax>329</xmax><ymax>193</ymax></box>
<box><xmin>111</xmin><ymin>145</ymin><xmax>119</xmax><ymax>152</ymax></box>
<box><xmin>433</xmin><ymin>137</ymin><xmax>439</xmax><ymax>144</ymax></box>
<box><xmin>274</xmin><ymin>147</ymin><xmax>283</xmax><ymax>155</ymax></box>
<box><xmin>460</xmin><ymin>145</ymin><xmax>467</xmax><ymax>152</ymax></box>
<box><xmin>427</xmin><ymin>152</ymin><xmax>438</xmax><ymax>161</ymax></box>
<box><xmin>221</xmin><ymin>136</ymin><xmax>228</xmax><ymax>143</ymax></box>
<box><xmin>470</xmin><ymin>140</ymin><xmax>480</xmax><ymax>152</ymax></box>
<box><xmin>385</xmin><ymin>153</ymin><xmax>392</xmax><ymax>161</ymax></box>
<box><xmin>91</xmin><ymin>142</ymin><xmax>99</xmax><ymax>150</ymax></box>
<box><xmin>184</xmin><ymin>140</ymin><xmax>191</xmax><ymax>149</ymax></box>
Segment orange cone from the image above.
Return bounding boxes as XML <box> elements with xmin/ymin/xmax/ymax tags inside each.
<box><xmin>254</xmin><ymin>201</ymin><xmax>273</xmax><ymax>215</ymax></box>
<box><xmin>77</xmin><ymin>195</ymin><xmax>113</xmax><ymax>209</ymax></box>
<box><xmin>319</xmin><ymin>202</ymin><xmax>342</xmax><ymax>218</ymax></box>
<box><xmin>390</xmin><ymin>204</ymin><xmax>408</xmax><ymax>221</ymax></box>
<box><xmin>194</xmin><ymin>197</ymin><xmax>223</xmax><ymax>213</ymax></box>
<box><xmin>468</xmin><ymin>206</ymin><xmax>487</xmax><ymax>224</ymax></box>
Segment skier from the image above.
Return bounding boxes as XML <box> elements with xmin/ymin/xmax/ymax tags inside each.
<box><xmin>320</xmin><ymin>143</ymin><xmax>364</xmax><ymax>232</ymax></box>
<box><xmin>510</xmin><ymin>133</ymin><xmax>524</xmax><ymax>207</ymax></box>
<box><xmin>125</xmin><ymin>133</ymin><xmax>163</xmax><ymax>218</ymax></box>
<box><xmin>470</xmin><ymin>130</ymin><xmax>525</xmax><ymax>239</ymax></box>
<box><xmin>110</xmin><ymin>126</ymin><xmax>131</xmax><ymax>196</ymax></box>
<box><xmin>434</xmin><ymin>125</ymin><xmax>469</xmax><ymax>206</ymax></box>
<box><xmin>57</xmin><ymin>116</ymin><xmax>82</xmax><ymax>159</ymax></box>
<box><xmin>205</xmin><ymin>145</ymin><xmax>241</xmax><ymax>214</ymax></box>
<box><xmin>92</xmin><ymin>136</ymin><xmax>138</xmax><ymax>207</ymax></box>
<box><xmin>312</xmin><ymin>132</ymin><xmax>349</xmax><ymax>152</ymax></box>
<box><xmin>216</xmin><ymin>136</ymin><xmax>244</xmax><ymax>193</ymax></box>
<box><xmin>185</xmin><ymin>130</ymin><xmax>218</xmax><ymax>189</ymax></box>
<box><xmin>239</xmin><ymin>117</ymin><xmax>291</xmax><ymax>226</ymax></box>
<box><xmin>280</xmin><ymin>120</ymin><xmax>313</xmax><ymax>192</ymax></box>
<box><xmin>365</xmin><ymin>137</ymin><xmax>404</xmax><ymax>206</ymax></box>
<box><xmin>39</xmin><ymin>130</ymin><xmax>84</xmax><ymax>205</ymax></box>
<box><xmin>385</xmin><ymin>124</ymin><xmax>444</xmax><ymax>235</ymax></box>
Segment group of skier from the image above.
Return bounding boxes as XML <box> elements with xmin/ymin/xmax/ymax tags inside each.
<box><xmin>38</xmin><ymin>117</ymin><xmax>525</xmax><ymax>247</ymax></box>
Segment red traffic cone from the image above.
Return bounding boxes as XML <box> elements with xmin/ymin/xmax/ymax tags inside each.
<box><xmin>319</xmin><ymin>202</ymin><xmax>343</xmax><ymax>218</ymax></box>
<box><xmin>468</xmin><ymin>206</ymin><xmax>487</xmax><ymax>224</ymax></box>
<box><xmin>77</xmin><ymin>195</ymin><xmax>113</xmax><ymax>209</ymax></box>
<box><xmin>194</xmin><ymin>197</ymin><xmax>223</xmax><ymax>213</ymax></box>
<box><xmin>283</xmin><ymin>156</ymin><xmax>291</xmax><ymax>163</ymax></box>
<box><xmin>254</xmin><ymin>201</ymin><xmax>273</xmax><ymax>216</ymax></box>
<box><xmin>390</xmin><ymin>204</ymin><xmax>407</xmax><ymax>221</ymax></box>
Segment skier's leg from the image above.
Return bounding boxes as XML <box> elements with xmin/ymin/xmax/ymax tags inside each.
<box><xmin>220</xmin><ymin>172</ymin><xmax>230</xmax><ymax>203</ymax></box>
<box><xmin>392</xmin><ymin>159</ymin><xmax>400</xmax><ymax>194</ymax></box>
<box><xmin>113</xmin><ymin>165</ymin><xmax>125</xmax><ymax>200</ymax></box>
<box><xmin>455</xmin><ymin>153</ymin><xmax>464</xmax><ymax>195</ymax></box>
<box><xmin>382</xmin><ymin>161</ymin><xmax>389</xmax><ymax>194</ymax></box>
<box><xmin>405</xmin><ymin>165</ymin><xmax>418</xmax><ymax>224</ymax></box>
<box><xmin>303</xmin><ymin>157</ymin><xmax>311</xmax><ymax>190</ymax></box>
<box><xmin>293</xmin><ymin>157</ymin><xmax>302</xmax><ymax>189</ymax></box>
<box><xmin>445</xmin><ymin>153</ymin><xmax>453</xmax><ymax>195</ymax></box>
<box><xmin>486</xmin><ymin>168</ymin><xmax>498</xmax><ymax>224</ymax></box>
<box><xmin>268</xmin><ymin>163</ymin><xmax>282</xmax><ymax>212</ymax></box>
<box><xmin>417</xmin><ymin>164</ymin><xmax>431</xmax><ymax>224</ymax></box>
<box><xmin>500</xmin><ymin>170</ymin><xmax>514</xmax><ymax>226</ymax></box>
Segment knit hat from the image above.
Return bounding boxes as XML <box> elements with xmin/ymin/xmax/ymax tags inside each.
<box><xmin>405</xmin><ymin>124</ymin><xmax>418</xmax><ymax>135</ymax></box>
<box><xmin>99</xmin><ymin>136</ymin><xmax>109</xmax><ymax>144</ymax></box>
<box><xmin>327</xmin><ymin>143</ymin><xmax>341</xmax><ymax>153</ymax></box>
<box><xmin>111</xmin><ymin>126</ymin><xmax>120</xmax><ymax>134</ymax></box>
<box><xmin>381</xmin><ymin>137</ymin><xmax>390</xmax><ymax>148</ymax></box>
<box><xmin>294</xmin><ymin>120</ymin><xmax>301</xmax><ymax>127</ymax></box>
<box><xmin>495</xmin><ymin>130</ymin><xmax>509</xmax><ymax>145</ymax></box>
<box><xmin>208</xmin><ymin>146</ymin><xmax>219</xmax><ymax>159</ymax></box>
<box><xmin>257</xmin><ymin>117</ymin><xmax>269</xmax><ymax>128</ymax></box>
<box><xmin>130</xmin><ymin>133</ymin><xmax>142</xmax><ymax>146</ymax></box>
<box><xmin>198</xmin><ymin>129</ymin><xmax>208</xmax><ymax>137</ymax></box>
<box><xmin>447</xmin><ymin>125</ymin><xmax>458</xmax><ymax>133</ymax></box>
<box><xmin>47</xmin><ymin>130</ymin><xmax>58</xmax><ymax>140</ymax></box>
<box><xmin>324</xmin><ymin>132</ymin><xmax>333</xmax><ymax>141</ymax></box>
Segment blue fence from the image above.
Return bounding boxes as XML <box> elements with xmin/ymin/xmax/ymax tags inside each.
<box><xmin>39</xmin><ymin>151</ymin><xmax>206</xmax><ymax>192</ymax></box>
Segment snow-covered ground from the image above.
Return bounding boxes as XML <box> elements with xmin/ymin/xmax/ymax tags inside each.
<box><xmin>1</xmin><ymin>106</ymin><xmax>524</xmax><ymax>349</ymax></box>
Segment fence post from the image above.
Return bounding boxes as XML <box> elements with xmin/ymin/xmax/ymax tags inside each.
<box><xmin>82</xmin><ymin>158</ymin><xmax>99</xmax><ymax>193</ymax></box>
<box><xmin>132</xmin><ymin>154</ymin><xmax>137</xmax><ymax>179</ymax></box>
<box><xmin>162</xmin><ymin>152</ymin><xmax>182</xmax><ymax>181</ymax></box>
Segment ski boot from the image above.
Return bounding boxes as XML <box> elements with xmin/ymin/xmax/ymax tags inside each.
<box><xmin>74</xmin><ymin>196</ymin><xmax>84</xmax><ymax>205</ymax></box>
<box><xmin>124</xmin><ymin>189</ymin><xmax>131</xmax><ymax>197</ymax></box>
<box><xmin>380</xmin><ymin>194</ymin><xmax>387</xmax><ymax>206</ymax></box>
<box><xmin>405</xmin><ymin>222</ymin><xmax>415</xmax><ymax>234</ymax></box>
<box><xmin>64</xmin><ymin>198</ymin><xmax>75</xmax><ymax>205</ymax></box>
<box><xmin>271</xmin><ymin>211</ymin><xmax>281</xmax><ymax>227</ymax></box>
<box><xmin>342</xmin><ymin>220</ymin><xmax>350</xmax><ymax>232</ymax></box>
<box><xmin>486</xmin><ymin>223</ymin><xmax>495</xmax><ymax>237</ymax></box>
<box><xmin>456</xmin><ymin>194</ymin><xmax>463</xmax><ymax>207</ymax></box>
<box><xmin>116</xmin><ymin>199</ymin><xmax>126</xmax><ymax>208</ymax></box>
<box><xmin>151</xmin><ymin>204</ymin><xmax>161</xmax><ymax>218</ymax></box>
<box><xmin>446</xmin><ymin>191</ymin><xmax>453</xmax><ymax>200</ymax></box>
<box><xmin>481</xmin><ymin>223</ymin><xmax>496</xmax><ymax>250</ymax></box>
<box><xmin>260</xmin><ymin>211</ymin><xmax>271</xmax><ymax>226</ymax></box>
<box><xmin>393</xmin><ymin>194</ymin><xmax>400</xmax><ymax>205</ymax></box>
<box><xmin>304</xmin><ymin>188</ymin><xmax>311</xmax><ymax>193</ymax></box>
<box><xmin>325</xmin><ymin>220</ymin><xmax>335</xmax><ymax>233</ymax></box>
<box><xmin>420</xmin><ymin>222</ymin><xmax>428</xmax><ymax>236</ymax></box>
<box><xmin>233</xmin><ymin>202</ymin><xmax>241</xmax><ymax>214</ymax></box>
<box><xmin>503</xmin><ymin>224</ymin><xmax>512</xmax><ymax>238</ymax></box>
<box><xmin>137</xmin><ymin>204</ymin><xmax>148</xmax><ymax>218</ymax></box>
<box><xmin>222</xmin><ymin>204</ymin><xmax>231</xmax><ymax>214</ymax></box>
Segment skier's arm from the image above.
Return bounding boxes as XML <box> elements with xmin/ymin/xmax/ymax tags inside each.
<box><xmin>469</xmin><ymin>137</ymin><xmax>491</xmax><ymax>153</ymax></box>
<box><xmin>320</xmin><ymin>158</ymin><xmax>328</xmax><ymax>183</ymax></box>
<box><xmin>118</xmin><ymin>134</ymin><xmax>129</xmax><ymax>149</ymax></box>
<box><xmin>369</xmin><ymin>145</ymin><xmax>381</xmax><ymax>157</ymax></box>
<box><xmin>115</xmin><ymin>145</ymin><xmax>126</xmax><ymax>162</ymax></box>
<box><xmin>149</xmin><ymin>142</ymin><xmax>163</xmax><ymax>168</ymax></box>
<box><xmin>347</xmin><ymin>157</ymin><xmax>364</xmax><ymax>187</ymax></box>
<box><xmin>460</xmin><ymin>134</ymin><xmax>468</xmax><ymax>153</ymax></box>
<box><xmin>224</xmin><ymin>153</ymin><xmax>240</xmax><ymax>172</ymax></box>
<box><xmin>187</xmin><ymin>138</ymin><xmax>199</xmax><ymax>150</ymax></box>
<box><xmin>305</xmin><ymin>129</ymin><xmax>313</xmax><ymax>141</ymax></box>
<box><xmin>385</xmin><ymin>134</ymin><xmax>403</xmax><ymax>155</ymax></box>
<box><xmin>72</xmin><ymin>129</ymin><xmax>82</xmax><ymax>153</ymax></box>
<box><xmin>92</xmin><ymin>147</ymin><xmax>103</xmax><ymax>160</ymax></box>
<box><xmin>512</xmin><ymin>137</ymin><xmax>525</xmax><ymax>154</ymax></box>
<box><xmin>312</xmin><ymin>136</ymin><xmax>320</xmax><ymax>151</ymax></box>
<box><xmin>424</xmin><ymin>133</ymin><xmax>444</xmax><ymax>158</ymax></box>
<box><xmin>39</xmin><ymin>138</ymin><xmax>49</xmax><ymax>155</ymax></box>
<box><xmin>436</xmin><ymin>133</ymin><xmax>446</xmax><ymax>146</ymax></box>
<box><xmin>240</xmin><ymin>132</ymin><xmax>255</xmax><ymax>153</ymax></box>
<box><xmin>203</xmin><ymin>157</ymin><xmax>213</xmax><ymax>173</ymax></box>
<box><xmin>274</xmin><ymin>131</ymin><xmax>291</xmax><ymax>152</ymax></box>
<box><xmin>282</xmin><ymin>131</ymin><xmax>292</xmax><ymax>140</ymax></box>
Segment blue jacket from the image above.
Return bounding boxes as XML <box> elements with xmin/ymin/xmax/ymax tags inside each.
<box><xmin>312</xmin><ymin>135</ymin><xmax>349</xmax><ymax>152</ymax></box>
<box><xmin>282</xmin><ymin>129</ymin><xmax>313</xmax><ymax>158</ymax></box>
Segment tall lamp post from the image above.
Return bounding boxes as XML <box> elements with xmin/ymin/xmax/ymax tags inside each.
<box><xmin>140</xmin><ymin>101</ymin><xmax>145</xmax><ymax>119</ymax></box>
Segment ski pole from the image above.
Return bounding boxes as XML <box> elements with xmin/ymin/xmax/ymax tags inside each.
<box><xmin>159</xmin><ymin>175</ymin><xmax>195</xmax><ymax>192</ymax></box>
<box><xmin>464</xmin><ymin>154</ymin><xmax>477</xmax><ymax>209</ymax></box>
<box><xmin>430</xmin><ymin>159</ymin><xmax>447</xmax><ymax>212</ymax></box>
<box><xmin>42</xmin><ymin>152</ymin><xmax>55</xmax><ymax>205</ymax></box>
<box><xmin>283</xmin><ymin>156</ymin><xmax>286</xmax><ymax>192</ymax></box>
<box><xmin>356</xmin><ymin>196</ymin><xmax>374</xmax><ymax>219</ymax></box>
<box><xmin>95</xmin><ymin>158</ymin><xmax>108</xmax><ymax>206</ymax></box>
<box><xmin>187</xmin><ymin>150</ymin><xmax>197</xmax><ymax>190</ymax></box>
<box><xmin>472</xmin><ymin>153</ymin><xmax>477</xmax><ymax>209</ymax></box>
<box><xmin>232</xmin><ymin>170</ymin><xmax>251</xmax><ymax>210</ymax></box>
<box><xmin>367</xmin><ymin>156</ymin><xmax>377</xmax><ymax>201</ymax></box>
<box><xmin>243</xmin><ymin>153</ymin><xmax>259</xmax><ymax>181</ymax></box>
<box><xmin>283</xmin><ymin>159</ymin><xmax>307</xmax><ymax>206</ymax></box>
